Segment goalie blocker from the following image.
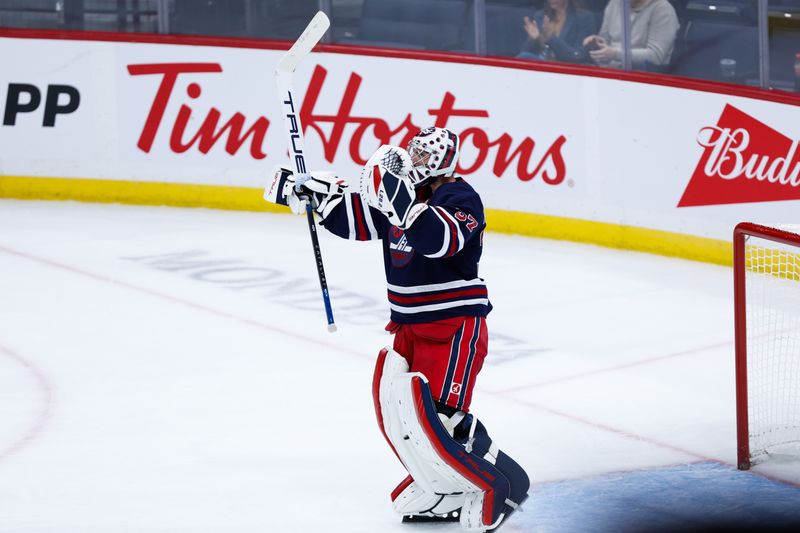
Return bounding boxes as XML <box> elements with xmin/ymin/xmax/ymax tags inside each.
<box><xmin>374</xmin><ymin>348</ymin><xmax>529</xmax><ymax>531</ymax></box>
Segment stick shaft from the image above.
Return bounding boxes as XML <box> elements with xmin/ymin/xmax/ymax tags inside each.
<box><xmin>275</xmin><ymin>11</ymin><xmax>336</xmax><ymax>332</ymax></box>
<box><xmin>304</xmin><ymin>203</ymin><xmax>336</xmax><ymax>329</ymax></box>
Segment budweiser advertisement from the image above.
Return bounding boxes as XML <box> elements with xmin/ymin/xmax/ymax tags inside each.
<box><xmin>1</xmin><ymin>36</ymin><xmax>799</xmax><ymax>241</ymax></box>
<box><xmin>679</xmin><ymin>104</ymin><xmax>800</xmax><ymax>207</ymax></box>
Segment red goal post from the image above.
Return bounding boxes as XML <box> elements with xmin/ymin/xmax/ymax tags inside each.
<box><xmin>734</xmin><ymin>222</ymin><xmax>800</xmax><ymax>470</ymax></box>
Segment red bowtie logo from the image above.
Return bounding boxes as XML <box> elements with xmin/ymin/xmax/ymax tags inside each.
<box><xmin>678</xmin><ymin>104</ymin><xmax>800</xmax><ymax>207</ymax></box>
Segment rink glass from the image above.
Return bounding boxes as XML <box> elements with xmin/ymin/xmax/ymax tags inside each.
<box><xmin>0</xmin><ymin>0</ymin><xmax>797</xmax><ymax>94</ymax></box>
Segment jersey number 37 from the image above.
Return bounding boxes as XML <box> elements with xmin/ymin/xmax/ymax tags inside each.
<box><xmin>455</xmin><ymin>211</ymin><xmax>479</xmax><ymax>232</ymax></box>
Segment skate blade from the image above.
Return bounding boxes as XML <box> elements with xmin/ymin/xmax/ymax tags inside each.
<box><xmin>401</xmin><ymin>510</ymin><xmax>460</xmax><ymax>523</ymax></box>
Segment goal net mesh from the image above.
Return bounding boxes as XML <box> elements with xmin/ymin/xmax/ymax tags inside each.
<box><xmin>744</xmin><ymin>227</ymin><xmax>800</xmax><ymax>464</ymax></box>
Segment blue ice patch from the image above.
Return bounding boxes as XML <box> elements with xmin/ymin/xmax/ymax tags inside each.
<box><xmin>513</xmin><ymin>462</ymin><xmax>800</xmax><ymax>532</ymax></box>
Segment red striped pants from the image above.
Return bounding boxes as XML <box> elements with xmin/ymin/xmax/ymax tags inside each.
<box><xmin>386</xmin><ymin>316</ymin><xmax>488</xmax><ymax>413</ymax></box>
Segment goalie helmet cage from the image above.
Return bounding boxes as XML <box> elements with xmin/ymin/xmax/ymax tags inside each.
<box><xmin>734</xmin><ymin>222</ymin><xmax>800</xmax><ymax>470</ymax></box>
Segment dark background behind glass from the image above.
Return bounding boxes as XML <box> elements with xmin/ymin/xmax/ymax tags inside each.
<box><xmin>0</xmin><ymin>0</ymin><xmax>798</xmax><ymax>93</ymax></box>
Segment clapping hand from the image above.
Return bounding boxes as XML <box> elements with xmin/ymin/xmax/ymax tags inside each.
<box><xmin>583</xmin><ymin>35</ymin><xmax>618</xmax><ymax>64</ymax></box>
<box><xmin>523</xmin><ymin>16</ymin><xmax>541</xmax><ymax>42</ymax></box>
<box><xmin>541</xmin><ymin>15</ymin><xmax>556</xmax><ymax>41</ymax></box>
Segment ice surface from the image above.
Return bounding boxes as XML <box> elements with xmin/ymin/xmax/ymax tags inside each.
<box><xmin>0</xmin><ymin>200</ymin><xmax>798</xmax><ymax>532</ymax></box>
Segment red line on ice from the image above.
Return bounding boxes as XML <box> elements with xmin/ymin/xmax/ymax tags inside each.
<box><xmin>10</xmin><ymin>244</ymin><xmax>797</xmax><ymax>488</ymax></box>
<box><xmin>493</xmin><ymin>340</ymin><xmax>733</xmax><ymax>394</ymax></box>
<box><xmin>0</xmin><ymin>343</ymin><xmax>55</xmax><ymax>463</ymax></box>
<box><xmin>496</xmin><ymin>392</ymin><xmax>714</xmax><ymax>461</ymax></box>
<box><xmin>0</xmin><ymin>245</ymin><xmax>371</xmax><ymax>362</ymax></box>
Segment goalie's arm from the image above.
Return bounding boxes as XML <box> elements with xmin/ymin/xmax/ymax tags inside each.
<box><xmin>319</xmin><ymin>192</ymin><xmax>385</xmax><ymax>241</ymax></box>
<box><xmin>264</xmin><ymin>166</ymin><xmax>384</xmax><ymax>241</ymax></box>
<box><xmin>404</xmin><ymin>204</ymin><xmax>483</xmax><ymax>258</ymax></box>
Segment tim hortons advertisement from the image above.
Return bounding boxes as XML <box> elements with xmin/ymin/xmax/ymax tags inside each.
<box><xmin>1</xmin><ymin>36</ymin><xmax>799</xmax><ymax>241</ymax></box>
<box><xmin>113</xmin><ymin>43</ymin><xmax>582</xmax><ymax>206</ymax></box>
<box><xmin>123</xmin><ymin>62</ymin><xmax>568</xmax><ymax>182</ymax></box>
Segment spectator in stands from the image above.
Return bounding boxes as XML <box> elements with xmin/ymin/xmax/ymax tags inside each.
<box><xmin>582</xmin><ymin>0</ymin><xmax>679</xmax><ymax>70</ymax></box>
<box><xmin>517</xmin><ymin>0</ymin><xmax>597</xmax><ymax>64</ymax></box>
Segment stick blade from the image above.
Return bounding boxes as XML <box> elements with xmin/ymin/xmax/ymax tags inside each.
<box><xmin>276</xmin><ymin>11</ymin><xmax>330</xmax><ymax>74</ymax></box>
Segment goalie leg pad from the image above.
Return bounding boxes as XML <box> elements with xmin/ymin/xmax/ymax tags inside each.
<box><xmin>407</xmin><ymin>376</ymin><xmax>511</xmax><ymax>530</ymax></box>
<box><xmin>374</xmin><ymin>346</ymin><xmax>511</xmax><ymax>529</ymax></box>
<box><xmin>392</xmin><ymin>476</ymin><xmax>464</xmax><ymax>517</ymax></box>
<box><xmin>372</xmin><ymin>347</ymin><xmax>407</xmax><ymax>461</ymax></box>
<box><xmin>375</xmin><ymin>348</ymin><xmax>462</xmax><ymax>515</ymax></box>
<box><xmin>377</xmin><ymin>348</ymin><xmax>468</xmax><ymax>496</ymax></box>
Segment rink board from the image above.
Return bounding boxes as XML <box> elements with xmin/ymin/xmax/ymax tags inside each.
<box><xmin>1</xmin><ymin>32</ymin><xmax>799</xmax><ymax>265</ymax></box>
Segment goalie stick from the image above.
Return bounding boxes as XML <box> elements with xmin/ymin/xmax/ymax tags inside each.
<box><xmin>274</xmin><ymin>11</ymin><xmax>336</xmax><ymax>333</ymax></box>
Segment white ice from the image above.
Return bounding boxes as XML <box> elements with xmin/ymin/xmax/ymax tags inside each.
<box><xmin>0</xmin><ymin>200</ymin><xmax>798</xmax><ymax>532</ymax></box>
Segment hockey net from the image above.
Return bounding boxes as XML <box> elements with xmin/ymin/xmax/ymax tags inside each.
<box><xmin>735</xmin><ymin>222</ymin><xmax>800</xmax><ymax>470</ymax></box>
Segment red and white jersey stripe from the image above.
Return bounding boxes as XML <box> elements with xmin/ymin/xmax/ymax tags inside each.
<box><xmin>342</xmin><ymin>192</ymin><xmax>379</xmax><ymax>241</ymax></box>
<box><xmin>387</xmin><ymin>278</ymin><xmax>489</xmax><ymax>316</ymax></box>
<box><xmin>426</xmin><ymin>206</ymin><xmax>466</xmax><ymax>258</ymax></box>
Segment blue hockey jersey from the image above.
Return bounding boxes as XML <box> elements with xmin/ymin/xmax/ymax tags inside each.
<box><xmin>320</xmin><ymin>178</ymin><xmax>492</xmax><ymax>324</ymax></box>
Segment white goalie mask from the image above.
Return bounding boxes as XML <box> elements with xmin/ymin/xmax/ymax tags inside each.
<box><xmin>406</xmin><ymin>127</ymin><xmax>460</xmax><ymax>189</ymax></box>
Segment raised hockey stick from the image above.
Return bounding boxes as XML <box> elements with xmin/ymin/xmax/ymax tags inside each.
<box><xmin>275</xmin><ymin>11</ymin><xmax>336</xmax><ymax>332</ymax></box>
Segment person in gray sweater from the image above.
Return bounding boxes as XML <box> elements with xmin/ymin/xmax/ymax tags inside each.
<box><xmin>582</xmin><ymin>0</ymin><xmax>679</xmax><ymax>70</ymax></box>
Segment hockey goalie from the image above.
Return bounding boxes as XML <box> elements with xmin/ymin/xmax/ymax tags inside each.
<box><xmin>264</xmin><ymin>127</ymin><xmax>530</xmax><ymax>531</ymax></box>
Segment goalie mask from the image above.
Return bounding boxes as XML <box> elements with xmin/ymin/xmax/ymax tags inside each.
<box><xmin>406</xmin><ymin>127</ymin><xmax>460</xmax><ymax>188</ymax></box>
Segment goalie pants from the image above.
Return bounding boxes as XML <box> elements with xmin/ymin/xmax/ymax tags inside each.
<box><xmin>386</xmin><ymin>316</ymin><xmax>487</xmax><ymax>414</ymax></box>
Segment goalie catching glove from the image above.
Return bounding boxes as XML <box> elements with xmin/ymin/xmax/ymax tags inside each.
<box><xmin>360</xmin><ymin>145</ymin><xmax>428</xmax><ymax>230</ymax></box>
<box><xmin>264</xmin><ymin>166</ymin><xmax>346</xmax><ymax>219</ymax></box>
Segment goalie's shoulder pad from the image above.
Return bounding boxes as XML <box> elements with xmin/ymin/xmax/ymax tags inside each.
<box><xmin>360</xmin><ymin>145</ymin><xmax>423</xmax><ymax>229</ymax></box>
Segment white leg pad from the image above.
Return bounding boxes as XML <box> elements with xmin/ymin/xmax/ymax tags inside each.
<box><xmin>461</xmin><ymin>492</ymin><xmax>505</xmax><ymax>532</ymax></box>
<box><xmin>392</xmin><ymin>480</ymin><xmax>442</xmax><ymax>514</ymax></box>
<box><xmin>393</xmin><ymin>480</ymin><xmax>464</xmax><ymax>516</ymax></box>
<box><xmin>378</xmin><ymin>348</ymin><xmax>480</xmax><ymax>503</ymax></box>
